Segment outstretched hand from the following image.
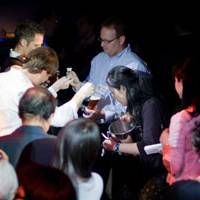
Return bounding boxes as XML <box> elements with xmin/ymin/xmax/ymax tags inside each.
<box><xmin>67</xmin><ymin>71</ymin><xmax>81</xmax><ymax>89</ymax></box>
<box><xmin>83</xmin><ymin>107</ymin><xmax>105</xmax><ymax>121</ymax></box>
<box><xmin>51</xmin><ymin>76</ymin><xmax>73</xmax><ymax>92</ymax></box>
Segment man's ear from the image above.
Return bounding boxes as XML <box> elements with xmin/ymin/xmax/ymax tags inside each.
<box><xmin>20</xmin><ymin>38</ymin><xmax>28</xmax><ymax>47</ymax></box>
<box><xmin>119</xmin><ymin>35</ymin><xmax>126</xmax><ymax>45</ymax></box>
<box><xmin>48</xmin><ymin>113</ymin><xmax>55</xmax><ymax>124</ymax></box>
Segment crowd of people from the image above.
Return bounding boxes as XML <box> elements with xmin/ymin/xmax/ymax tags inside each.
<box><xmin>0</xmin><ymin>17</ymin><xmax>199</xmax><ymax>200</ymax></box>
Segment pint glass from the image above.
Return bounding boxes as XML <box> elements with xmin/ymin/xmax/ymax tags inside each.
<box><xmin>87</xmin><ymin>84</ymin><xmax>107</xmax><ymax>110</ymax></box>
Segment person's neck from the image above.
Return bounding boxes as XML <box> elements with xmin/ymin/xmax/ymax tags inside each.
<box><xmin>14</xmin><ymin>45</ymin><xmax>25</xmax><ymax>55</ymax></box>
<box><xmin>22</xmin><ymin>118</ymin><xmax>47</xmax><ymax>133</ymax></box>
<box><xmin>110</xmin><ymin>46</ymin><xmax>126</xmax><ymax>57</ymax></box>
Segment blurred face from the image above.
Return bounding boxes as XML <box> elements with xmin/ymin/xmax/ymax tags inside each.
<box><xmin>32</xmin><ymin>70</ymin><xmax>51</xmax><ymax>86</ymax></box>
<box><xmin>24</xmin><ymin>33</ymin><xmax>44</xmax><ymax>55</ymax></box>
<box><xmin>100</xmin><ymin>27</ymin><xmax>124</xmax><ymax>57</ymax></box>
<box><xmin>109</xmin><ymin>86</ymin><xmax>127</xmax><ymax>106</ymax></box>
<box><xmin>175</xmin><ymin>77</ymin><xmax>183</xmax><ymax>99</ymax></box>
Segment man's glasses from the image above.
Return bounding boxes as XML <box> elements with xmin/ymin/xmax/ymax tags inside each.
<box><xmin>98</xmin><ymin>36</ymin><xmax>120</xmax><ymax>44</ymax></box>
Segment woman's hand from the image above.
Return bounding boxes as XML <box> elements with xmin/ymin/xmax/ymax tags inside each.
<box><xmin>160</xmin><ymin>128</ymin><xmax>169</xmax><ymax>146</ymax></box>
<box><xmin>83</xmin><ymin>107</ymin><xmax>105</xmax><ymax>121</ymax></box>
<box><xmin>120</xmin><ymin>112</ymin><xmax>133</xmax><ymax>123</ymax></box>
<box><xmin>103</xmin><ymin>138</ymin><xmax>117</xmax><ymax>152</ymax></box>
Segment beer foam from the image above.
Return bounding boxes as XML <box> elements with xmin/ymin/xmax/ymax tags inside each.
<box><xmin>90</xmin><ymin>95</ymin><xmax>100</xmax><ymax>100</ymax></box>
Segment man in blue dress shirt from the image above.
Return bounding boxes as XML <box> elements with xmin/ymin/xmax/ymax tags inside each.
<box><xmin>69</xmin><ymin>17</ymin><xmax>150</xmax><ymax>122</ymax></box>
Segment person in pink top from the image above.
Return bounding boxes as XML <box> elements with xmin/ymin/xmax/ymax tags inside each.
<box><xmin>160</xmin><ymin>53</ymin><xmax>200</xmax><ymax>185</ymax></box>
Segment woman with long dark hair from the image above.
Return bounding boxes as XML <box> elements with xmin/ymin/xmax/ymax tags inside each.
<box><xmin>103</xmin><ymin>65</ymin><xmax>166</xmax><ymax>199</ymax></box>
<box><xmin>53</xmin><ymin>118</ymin><xmax>103</xmax><ymax>200</ymax></box>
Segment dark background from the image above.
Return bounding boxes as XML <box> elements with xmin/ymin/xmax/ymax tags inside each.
<box><xmin>0</xmin><ymin>0</ymin><xmax>198</xmax><ymax>118</ymax></box>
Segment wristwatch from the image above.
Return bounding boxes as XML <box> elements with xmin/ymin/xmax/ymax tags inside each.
<box><xmin>113</xmin><ymin>143</ymin><xmax>120</xmax><ymax>153</ymax></box>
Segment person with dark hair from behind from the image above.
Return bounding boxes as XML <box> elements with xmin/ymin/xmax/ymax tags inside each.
<box><xmin>16</xmin><ymin>163</ymin><xmax>76</xmax><ymax>200</ymax></box>
<box><xmin>160</xmin><ymin>53</ymin><xmax>200</xmax><ymax>185</ymax></box>
<box><xmin>164</xmin><ymin>123</ymin><xmax>200</xmax><ymax>200</ymax></box>
<box><xmin>0</xmin><ymin>46</ymin><xmax>94</xmax><ymax>137</ymax></box>
<box><xmin>0</xmin><ymin>87</ymin><xmax>57</xmax><ymax>167</ymax></box>
<box><xmin>53</xmin><ymin>118</ymin><xmax>103</xmax><ymax>200</ymax></box>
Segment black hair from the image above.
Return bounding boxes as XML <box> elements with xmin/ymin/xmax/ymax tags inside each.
<box><xmin>101</xmin><ymin>17</ymin><xmax>127</xmax><ymax>38</ymax></box>
<box><xmin>106</xmin><ymin>65</ymin><xmax>152</xmax><ymax>124</ymax></box>
<box><xmin>15</xmin><ymin>21</ymin><xmax>45</xmax><ymax>44</ymax></box>
<box><xmin>173</xmin><ymin>54</ymin><xmax>200</xmax><ymax>115</ymax></box>
<box><xmin>53</xmin><ymin>118</ymin><xmax>100</xmax><ymax>179</ymax></box>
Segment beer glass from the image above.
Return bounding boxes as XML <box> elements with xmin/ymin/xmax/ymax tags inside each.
<box><xmin>87</xmin><ymin>85</ymin><xmax>107</xmax><ymax>110</ymax></box>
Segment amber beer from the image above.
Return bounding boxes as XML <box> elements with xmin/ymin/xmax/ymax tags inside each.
<box><xmin>87</xmin><ymin>95</ymin><xmax>101</xmax><ymax>110</ymax></box>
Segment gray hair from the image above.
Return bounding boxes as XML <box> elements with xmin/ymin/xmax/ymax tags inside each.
<box><xmin>0</xmin><ymin>160</ymin><xmax>18</xmax><ymax>200</ymax></box>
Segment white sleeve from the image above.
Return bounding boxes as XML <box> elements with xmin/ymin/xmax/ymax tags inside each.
<box><xmin>51</xmin><ymin>100</ymin><xmax>78</xmax><ymax>127</ymax></box>
<box><xmin>48</xmin><ymin>86</ymin><xmax>57</xmax><ymax>98</ymax></box>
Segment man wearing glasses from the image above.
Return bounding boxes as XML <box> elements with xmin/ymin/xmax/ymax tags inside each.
<box><xmin>70</xmin><ymin>17</ymin><xmax>150</xmax><ymax>122</ymax></box>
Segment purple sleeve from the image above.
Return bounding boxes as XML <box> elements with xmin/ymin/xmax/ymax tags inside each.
<box><xmin>137</xmin><ymin>98</ymin><xmax>164</xmax><ymax>161</ymax></box>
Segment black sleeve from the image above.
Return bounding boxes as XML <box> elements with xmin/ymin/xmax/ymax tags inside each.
<box><xmin>136</xmin><ymin>97</ymin><xmax>164</xmax><ymax>165</ymax></box>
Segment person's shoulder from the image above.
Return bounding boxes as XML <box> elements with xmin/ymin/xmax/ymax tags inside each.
<box><xmin>91</xmin><ymin>172</ymin><xmax>103</xmax><ymax>182</ymax></box>
<box><xmin>169</xmin><ymin>109</ymin><xmax>192</xmax><ymax>132</ymax></box>
<box><xmin>0</xmin><ymin>126</ymin><xmax>24</xmax><ymax>140</ymax></box>
<box><xmin>92</xmin><ymin>51</ymin><xmax>107</xmax><ymax>61</ymax></box>
<box><xmin>125</xmin><ymin>50</ymin><xmax>149</xmax><ymax>71</ymax></box>
<box><xmin>142</xmin><ymin>97</ymin><xmax>164</xmax><ymax>116</ymax></box>
<box><xmin>30</xmin><ymin>135</ymin><xmax>57</xmax><ymax>145</ymax></box>
<box><xmin>91</xmin><ymin>172</ymin><xmax>103</xmax><ymax>194</ymax></box>
<box><xmin>127</xmin><ymin>48</ymin><xmax>143</xmax><ymax>60</ymax></box>
<box><xmin>144</xmin><ymin>97</ymin><xmax>161</xmax><ymax>107</ymax></box>
<box><xmin>0</xmin><ymin>68</ymin><xmax>11</xmax><ymax>77</ymax></box>
<box><xmin>172</xmin><ymin>109</ymin><xmax>191</xmax><ymax>122</ymax></box>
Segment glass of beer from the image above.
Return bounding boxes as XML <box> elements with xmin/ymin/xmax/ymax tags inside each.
<box><xmin>87</xmin><ymin>94</ymin><xmax>101</xmax><ymax>110</ymax></box>
<box><xmin>87</xmin><ymin>84</ymin><xmax>108</xmax><ymax>110</ymax></box>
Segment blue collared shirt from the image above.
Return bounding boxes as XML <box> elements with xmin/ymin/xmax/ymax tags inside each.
<box><xmin>86</xmin><ymin>45</ymin><xmax>151</xmax><ymax>121</ymax></box>
<box><xmin>87</xmin><ymin>44</ymin><xmax>150</xmax><ymax>85</ymax></box>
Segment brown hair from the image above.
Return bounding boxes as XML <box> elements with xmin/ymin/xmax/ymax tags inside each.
<box><xmin>23</xmin><ymin>47</ymin><xmax>59</xmax><ymax>76</ymax></box>
<box><xmin>15</xmin><ymin>21</ymin><xmax>45</xmax><ymax>44</ymax></box>
<box><xmin>101</xmin><ymin>17</ymin><xmax>127</xmax><ymax>38</ymax></box>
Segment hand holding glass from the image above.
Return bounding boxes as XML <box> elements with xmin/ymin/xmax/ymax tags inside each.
<box><xmin>87</xmin><ymin>85</ymin><xmax>108</xmax><ymax>110</ymax></box>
